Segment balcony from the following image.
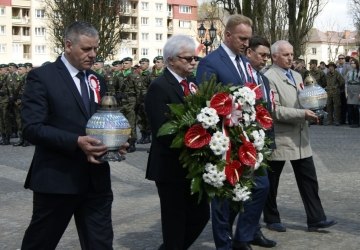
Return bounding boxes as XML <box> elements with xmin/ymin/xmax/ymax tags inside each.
<box><xmin>167</xmin><ymin>11</ymin><xmax>173</xmax><ymax>19</ymax></box>
<box><xmin>23</xmin><ymin>52</ymin><xmax>31</xmax><ymax>59</ymax></box>
<box><xmin>122</xmin><ymin>24</ymin><xmax>137</xmax><ymax>32</ymax></box>
<box><xmin>12</xmin><ymin>35</ymin><xmax>31</xmax><ymax>43</ymax></box>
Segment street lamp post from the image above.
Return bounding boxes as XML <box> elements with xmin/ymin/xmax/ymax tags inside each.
<box><xmin>198</xmin><ymin>22</ymin><xmax>217</xmax><ymax>55</ymax></box>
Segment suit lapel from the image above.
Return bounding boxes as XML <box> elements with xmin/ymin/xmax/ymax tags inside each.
<box><xmin>218</xmin><ymin>46</ymin><xmax>242</xmax><ymax>84</ymax></box>
<box><xmin>273</xmin><ymin>65</ymin><xmax>297</xmax><ymax>89</ymax></box>
<box><xmin>163</xmin><ymin>68</ymin><xmax>184</xmax><ymax>101</ymax></box>
<box><xmin>55</xmin><ymin>58</ymin><xmax>90</xmax><ymax>119</ymax></box>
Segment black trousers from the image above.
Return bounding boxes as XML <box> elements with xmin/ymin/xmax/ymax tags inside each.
<box><xmin>263</xmin><ymin>156</ymin><xmax>326</xmax><ymax>225</ymax></box>
<box><xmin>156</xmin><ymin>180</ymin><xmax>210</xmax><ymax>250</ymax></box>
<box><xmin>21</xmin><ymin>191</ymin><xmax>114</xmax><ymax>250</ymax></box>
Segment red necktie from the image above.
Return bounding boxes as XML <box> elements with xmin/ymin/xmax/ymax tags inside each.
<box><xmin>180</xmin><ymin>79</ymin><xmax>190</xmax><ymax>96</ymax></box>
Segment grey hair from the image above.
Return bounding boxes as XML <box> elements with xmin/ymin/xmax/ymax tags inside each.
<box><xmin>163</xmin><ymin>35</ymin><xmax>196</xmax><ymax>66</ymax></box>
<box><xmin>64</xmin><ymin>21</ymin><xmax>99</xmax><ymax>45</ymax></box>
<box><xmin>271</xmin><ymin>40</ymin><xmax>292</xmax><ymax>54</ymax></box>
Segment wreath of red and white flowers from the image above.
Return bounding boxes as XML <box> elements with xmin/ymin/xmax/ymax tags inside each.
<box><xmin>88</xmin><ymin>74</ymin><xmax>101</xmax><ymax>103</ymax></box>
<box><xmin>158</xmin><ymin>78</ymin><xmax>274</xmax><ymax>209</ymax></box>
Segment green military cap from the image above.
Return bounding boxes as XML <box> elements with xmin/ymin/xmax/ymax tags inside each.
<box><xmin>0</xmin><ymin>64</ymin><xmax>8</xmax><ymax>68</ymax></box>
<box><xmin>309</xmin><ymin>59</ymin><xmax>318</xmax><ymax>65</ymax></box>
<box><xmin>122</xmin><ymin>57</ymin><xmax>133</xmax><ymax>62</ymax></box>
<box><xmin>326</xmin><ymin>62</ymin><xmax>337</xmax><ymax>69</ymax></box>
<box><xmin>24</xmin><ymin>62</ymin><xmax>33</xmax><ymax>67</ymax></box>
<box><xmin>112</xmin><ymin>60</ymin><xmax>122</xmax><ymax>66</ymax></box>
<box><xmin>95</xmin><ymin>56</ymin><xmax>104</xmax><ymax>63</ymax></box>
<box><xmin>153</xmin><ymin>56</ymin><xmax>164</xmax><ymax>63</ymax></box>
<box><xmin>8</xmin><ymin>62</ymin><xmax>18</xmax><ymax>68</ymax></box>
<box><xmin>139</xmin><ymin>58</ymin><xmax>149</xmax><ymax>63</ymax></box>
<box><xmin>18</xmin><ymin>63</ymin><xmax>26</xmax><ymax>68</ymax></box>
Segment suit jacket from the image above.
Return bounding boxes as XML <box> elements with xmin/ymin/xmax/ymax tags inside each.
<box><xmin>196</xmin><ymin>45</ymin><xmax>251</xmax><ymax>85</ymax></box>
<box><xmin>264</xmin><ymin>64</ymin><xmax>312</xmax><ymax>161</ymax></box>
<box><xmin>145</xmin><ymin>68</ymin><xmax>190</xmax><ymax>182</ymax></box>
<box><xmin>21</xmin><ymin>57</ymin><xmax>111</xmax><ymax>194</ymax></box>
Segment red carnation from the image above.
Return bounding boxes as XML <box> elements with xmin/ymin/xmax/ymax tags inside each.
<box><xmin>238</xmin><ymin>140</ymin><xmax>257</xmax><ymax>167</ymax></box>
<box><xmin>210</xmin><ymin>92</ymin><xmax>233</xmax><ymax>116</ymax></box>
<box><xmin>255</xmin><ymin>105</ymin><xmax>273</xmax><ymax>130</ymax></box>
<box><xmin>225</xmin><ymin>160</ymin><xmax>244</xmax><ymax>186</ymax></box>
<box><xmin>245</xmin><ymin>82</ymin><xmax>262</xmax><ymax>100</ymax></box>
<box><xmin>184</xmin><ymin>124</ymin><xmax>211</xmax><ymax>149</ymax></box>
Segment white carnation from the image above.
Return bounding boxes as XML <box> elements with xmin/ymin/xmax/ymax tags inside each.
<box><xmin>197</xmin><ymin>107</ymin><xmax>220</xmax><ymax>129</ymax></box>
<box><xmin>209</xmin><ymin>131</ymin><xmax>230</xmax><ymax>155</ymax></box>
<box><xmin>203</xmin><ymin>163</ymin><xmax>226</xmax><ymax>188</ymax></box>
<box><xmin>232</xmin><ymin>184</ymin><xmax>251</xmax><ymax>202</ymax></box>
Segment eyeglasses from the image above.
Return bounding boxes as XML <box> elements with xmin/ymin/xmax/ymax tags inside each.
<box><xmin>177</xmin><ymin>55</ymin><xmax>200</xmax><ymax>63</ymax></box>
<box><xmin>338</xmin><ymin>57</ymin><xmax>345</xmax><ymax>60</ymax></box>
<box><xmin>252</xmin><ymin>50</ymin><xmax>271</xmax><ymax>59</ymax></box>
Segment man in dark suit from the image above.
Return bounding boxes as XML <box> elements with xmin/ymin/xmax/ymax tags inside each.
<box><xmin>196</xmin><ymin>15</ymin><xmax>274</xmax><ymax>250</ymax></box>
<box><xmin>145</xmin><ymin>34</ymin><xmax>209</xmax><ymax>249</ymax></box>
<box><xmin>21</xmin><ymin>21</ymin><xmax>126</xmax><ymax>249</ymax></box>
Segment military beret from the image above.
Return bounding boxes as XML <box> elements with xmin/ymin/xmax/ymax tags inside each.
<box><xmin>24</xmin><ymin>62</ymin><xmax>33</xmax><ymax>67</ymax></box>
<box><xmin>122</xmin><ymin>57</ymin><xmax>133</xmax><ymax>62</ymax></box>
<box><xmin>153</xmin><ymin>56</ymin><xmax>164</xmax><ymax>63</ymax></box>
<box><xmin>0</xmin><ymin>64</ymin><xmax>8</xmax><ymax>68</ymax></box>
<box><xmin>139</xmin><ymin>58</ymin><xmax>149</xmax><ymax>63</ymax></box>
<box><xmin>95</xmin><ymin>56</ymin><xmax>104</xmax><ymax>63</ymax></box>
<box><xmin>8</xmin><ymin>63</ymin><xmax>18</xmax><ymax>68</ymax></box>
<box><xmin>309</xmin><ymin>59</ymin><xmax>318</xmax><ymax>65</ymax></box>
<box><xmin>112</xmin><ymin>60</ymin><xmax>122</xmax><ymax>66</ymax></box>
<box><xmin>18</xmin><ymin>63</ymin><xmax>26</xmax><ymax>68</ymax></box>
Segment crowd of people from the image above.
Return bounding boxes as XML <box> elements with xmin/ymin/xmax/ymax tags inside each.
<box><xmin>2</xmin><ymin>13</ymin><xmax>358</xmax><ymax>250</ymax></box>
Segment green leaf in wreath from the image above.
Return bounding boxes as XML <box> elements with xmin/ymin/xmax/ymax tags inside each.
<box><xmin>168</xmin><ymin>103</ymin><xmax>185</xmax><ymax>118</ymax></box>
<box><xmin>170</xmin><ymin>131</ymin><xmax>185</xmax><ymax>148</ymax></box>
<box><xmin>157</xmin><ymin>121</ymin><xmax>179</xmax><ymax>137</ymax></box>
<box><xmin>191</xmin><ymin>176</ymin><xmax>202</xmax><ymax>194</ymax></box>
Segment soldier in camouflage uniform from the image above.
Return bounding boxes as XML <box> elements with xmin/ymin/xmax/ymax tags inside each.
<box><xmin>136</xmin><ymin>58</ymin><xmax>152</xmax><ymax>144</ymax></box>
<box><xmin>324</xmin><ymin>62</ymin><xmax>345</xmax><ymax>126</ymax></box>
<box><xmin>103</xmin><ymin>60</ymin><xmax>121</xmax><ymax>97</ymax></box>
<box><xmin>114</xmin><ymin>57</ymin><xmax>138</xmax><ymax>152</ymax></box>
<box><xmin>92</xmin><ymin>56</ymin><xmax>105</xmax><ymax>77</ymax></box>
<box><xmin>5</xmin><ymin>63</ymin><xmax>20</xmax><ymax>143</ymax></box>
<box><xmin>294</xmin><ymin>58</ymin><xmax>310</xmax><ymax>81</ymax></box>
<box><xmin>308</xmin><ymin>59</ymin><xmax>326</xmax><ymax>87</ymax></box>
<box><xmin>24</xmin><ymin>62</ymin><xmax>33</xmax><ymax>73</ymax></box>
<box><xmin>150</xmin><ymin>56</ymin><xmax>164</xmax><ymax>82</ymax></box>
<box><xmin>0</xmin><ymin>64</ymin><xmax>11</xmax><ymax>145</ymax></box>
<box><xmin>12</xmin><ymin>64</ymin><xmax>29</xmax><ymax>146</ymax></box>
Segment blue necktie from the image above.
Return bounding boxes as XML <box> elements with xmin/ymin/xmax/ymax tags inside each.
<box><xmin>76</xmin><ymin>72</ymin><xmax>90</xmax><ymax>115</ymax></box>
<box><xmin>285</xmin><ymin>71</ymin><xmax>295</xmax><ymax>86</ymax></box>
<box><xmin>235</xmin><ymin>55</ymin><xmax>246</xmax><ymax>83</ymax></box>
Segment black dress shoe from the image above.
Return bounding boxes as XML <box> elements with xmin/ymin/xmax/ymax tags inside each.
<box><xmin>266</xmin><ymin>222</ymin><xmax>286</xmax><ymax>232</ymax></box>
<box><xmin>250</xmin><ymin>230</ymin><xmax>277</xmax><ymax>248</ymax></box>
<box><xmin>308</xmin><ymin>220</ymin><xmax>337</xmax><ymax>231</ymax></box>
<box><xmin>232</xmin><ymin>242</ymin><xmax>253</xmax><ymax>250</ymax></box>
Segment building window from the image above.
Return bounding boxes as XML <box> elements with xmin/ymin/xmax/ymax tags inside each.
<box><xmin>155</xmin><ymin>33</ymin><xmax>163</xmax><ymax>41</ymax></box>
<box><xmin>0</xmin><ymin>7</ymin><xmax>5</xmax><ymax>16</ymax></box>
<box><xmin>141</xmin><ymin>48</ymin><xmax>149</xmax><ymax>56</ymax></box>
<box><xmin>141</xmin><ymin>2</ymin><xmax>149</xmax><ymax>11</ymax></box>
<box><xmin>0</xmin><ymin>44</ymin><xmax>6</xmax><ymax>53</ymax></box>
<box><xmin>157</xmin><ymin>48</ymin><xmax>162</xmax><ymax>56</ymax></box>
<box><xmin>155</xmin><ymin>18</ymin><xmax>163</xmax><ymax>27</ymax></box>
<box><xmin>141</xmin><ymin>33</ymin><xmax>149</xmax><ymax>41</ymax></box>
<box><xmin>155</xmin><ymin>3</ymin><xmax>162</xmax><ymax>11</ymax></box>
<box><xmin>35</xmin><ymin>27</ymin><xmax>46</xmax><ymax>36</ymax></box>
<box><xmin>141</xmin><ymin>17</ymin><xmax>149</xmax><ymax>25</ymax></box>
<box><xmin>179</xmin><ymin>5</ymin><xmax>191</xmax><ymax>14</ymax></box>
<box><xmin>311</xmin><ymin>48</ymin><xmax>317</xmax><ymax>55</ymax></box>
<box><xmin>35</xmin><ymin>45</ymin><xmax>46</xmax><ymax>54</ymax></box>
<box><xmin>179</xmin><ymin>20</ymin><xmax>191</xmax><ymax>29</ymax></box>
<box><xmin>0</xmin><ymin>25</ymin><xmax>5</xmax><ymax>35</ymax></box>
<box><xmin>35</xmin><ymin>9</ymin><xmax>45</xmax><ymax>18</ymax></box>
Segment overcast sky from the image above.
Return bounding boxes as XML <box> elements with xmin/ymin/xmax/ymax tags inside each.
<box><xmin>311</xmin><ymin>0</ymin><xmax>354</xmax><ymax>31</ymax></box>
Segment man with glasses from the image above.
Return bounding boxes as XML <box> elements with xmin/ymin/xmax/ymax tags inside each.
<box><xmin>145</xmin><ymin>34</ymin><xmax>209</xmax><ymax>249</ymax></box>
<box><xmin>197</xmin><ymin>15</ymin><xmax>274</xmax><ymax>250</ymax></box>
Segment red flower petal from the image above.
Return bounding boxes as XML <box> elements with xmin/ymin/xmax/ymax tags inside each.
<box><xmin>225</xmin><ymin>160</ymin><xmax>244</xmax><ymax>186</ymax></box>
<box><xmin>184</xmin><ymin>124</ymin><xmax>211</xmax><ymax>149</ymax></box>
<box><xmin>245</xmin><ymin>82</ymin><xmax>263</xmax><ymax>100</ymax></box>
<box><xmin>255</xmin><ymin>105</ymin><xmax>273</xmax><ymax>130</ymax></box>
<box><xmin>238</xmin><ymin>141</ymin><xmax>257</xmax><ymax>167</ymax></box>
<box><xmin>210</xmin><ymin>92</ymin><xmax>233</xmax><ymax>116</ymax></box>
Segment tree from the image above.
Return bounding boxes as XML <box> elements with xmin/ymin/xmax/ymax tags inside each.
<box><xmin>210</xmin><ymin>0</ymin><xmax>326</xmax><ymax>58</ymax></box>
<box><xmin>45</xmin><ymin>0</ymin><xmax>126</xmax><ymax>60</ymax></box>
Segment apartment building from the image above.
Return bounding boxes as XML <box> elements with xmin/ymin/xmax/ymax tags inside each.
<box><xmin>0</xmin><ymin>0</ymin><xmax>198</xmax><ymax>66</ymax></box>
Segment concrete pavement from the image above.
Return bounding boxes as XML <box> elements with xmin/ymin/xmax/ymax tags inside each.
<box><xmin>0</xmin><ymin>125</ymin><xmax>359</xmax><ymax>249</ymax></box>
